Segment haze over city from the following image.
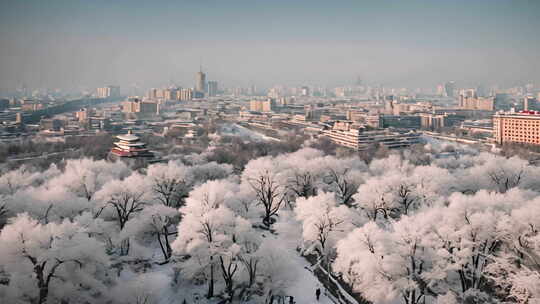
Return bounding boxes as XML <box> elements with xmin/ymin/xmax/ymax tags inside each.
<box><xmin>2</xmin><ymin>1</ymin><xmax>540</xmax><ymax>304</ymax></box>
<box><xmin>1</xmin><ymin>0</ymin><xmax>540</xmax><ymax>91</ymax></box>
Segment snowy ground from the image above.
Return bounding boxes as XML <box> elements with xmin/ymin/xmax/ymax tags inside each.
<box><xmin>218</xmin><ymin>123</ymin><xmax>281</xmax><ymax>142</ymax></box>
<box><xmin>115</xmin><ymin>234</ymin><xmax>336</xmax><ymax>304</ymax></box>
<box><xmin>421</xmin><ymin>135</ymin><xmax>484</xmax><ymax>155</ymax></box>
<box><xmin>283</xmin><ymin>249</ymin><xmax>335</xmax><ymax>304</ymax></box>
<box><xmin>266</xmin><ymin>232</ymin><xmax>335</xmax><ymax>304</ymax></box>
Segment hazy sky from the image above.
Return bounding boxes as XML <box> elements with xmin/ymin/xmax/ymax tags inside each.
<box><xmin>1</xmin><ymin>0</ymin><xmax>539</xmax><ymax>91</ymax></box>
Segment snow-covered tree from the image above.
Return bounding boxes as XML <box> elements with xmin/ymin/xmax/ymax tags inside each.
<box><xmin>323</xmin><ymin>168</ymin><xmax>360</xmax><ymax>207</ymax></box>
<box><xmin>354</xmin><ymin>176</ymin><xmax>401</xmax><ymax>221</ymax></box>
<box><xmin>287</xmin><ymin>170</ymin><xmax>318</xmax><ymax>199</ymax></box>
<box><xmin>295</xmin><ymin>192</ymin><xmax>359</xmax><ymax>256</ymax></box>
<box><xmin>428</xmin><ymin>191</ymin><xmax>516</xmax><ymax>297</ymax></box>
<box><xmin>0</xmin><ymin>213</ymin><xmax>110</xmax><ymax>304</ymax></box>
<box><xmin>1</xmin><ymin>143</ymin><xmax>540</xmax><ymax>303</ymax></box>
<box><xmin>94</xmin><ymin>173</ymin><xmax>150</xmax><ymax>256</ymax></box>
<box><xmin>147</xmin><ymin>161</ymin><xmax>190</xmax><ymax>208</ymax></box>
<box><xmin>0</xmin><ymin>165</ymin><xmax>60</xmax><ymax>197</ymax></box>
<box><xmin>247</xmin><ymin>170</ymin><xmax>286</xmax><ymax>229</ymax></box>
<box><xmin>334</xmin><ymin>215</ymin><xmax>440</xmax><ymax>304</ymax></box>
<box><xmin>120</xmin><ymin>204</ymin><xmax>179</xmax><ymax>263</ymax></box>
<box><xmin>188</xmin><ymin>161</ymin><xmax>234</xmax><ymax>184</ymax></box>
<box><xmin>49</xmin><ymin>158</ymin><xmax>130</xmax><ymax>201</ymax></box>
<box><xmin>172</xmin><ymin>180</ymin><xmax>249</xmax><ymax>299</ymax></box>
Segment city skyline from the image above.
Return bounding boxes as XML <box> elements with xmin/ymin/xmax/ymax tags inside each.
<box><xmin>2</xmin><ymin>2</ymin><xmax>540</xmax><ymax>302</ymax></box>
<box><xmin>1</xmin><ymin>0</ymin><xmax>540</xmax><ymax>91</ymax></box>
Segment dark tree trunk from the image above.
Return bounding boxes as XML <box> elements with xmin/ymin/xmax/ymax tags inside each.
<box><xmin>207</xmin><ymin>258</ymin><xmax>214</xmax><ymax>298</ymax></box>
<box><xmin>38</xmin><ymin>286</ymin><xmax>48</xmax><ymax>304</ymax></box>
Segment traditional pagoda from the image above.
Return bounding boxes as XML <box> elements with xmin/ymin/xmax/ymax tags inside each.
<box><xmin>109</xmin><ymin>130</ymin><xmax>154</xmax><ymax>159</ymax></box>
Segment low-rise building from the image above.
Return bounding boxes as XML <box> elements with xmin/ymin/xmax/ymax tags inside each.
<box><xmin>321</xmin><ymin>121</ymin><xmax>421</xmax><ymax>150</ymax></box>
<box><xmin>123</xmin><ymin>98</ymin><xmax>159</xmax><ymax>116</ymax></box>
<box><xmin>357</xmin><ymin>129</ymin><xmax>421</xmax><ymax>150</ymax></box>
<box><xmin>380</xmin><ymin>115</ymin><xmax>421</xmax><ymax>129</ymax></box>
<box><xmin>21</xmin><ymin>99</ymin><xmax>43</xmax><ymax>111</ymax></box>
<box><xmin>40</xmin><ymin>118</ymin><xmax>62</xmax><ymax>131</ymax></box>
<box><xmin>460</xmin><ymin>120</ymin><xmax>493</xmax><ymax>135</ymax></box>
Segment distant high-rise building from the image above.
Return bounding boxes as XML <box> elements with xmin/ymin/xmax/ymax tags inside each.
<box><xmin>193</xmin><ymin>91</ymin><xmax>204</xmax><ymax>99</ymax></box>
<box><xmin>250</xmin><ymin>100</ymin><xmax>263</xmax><ymax>112</ymax></box>
<box><xmin>122</xmin><ymin>97</ymin><xmax>158</xmax><ymax>115</ymax></box>
<box><xmin>524</xmin><ymin>96</ymin><xmax>540</xmax><ymax>111</ymax></box>
<box><xmin>207</xmin><ymin>81</ymin><xmax>218</xmax><ymax>97</ymax></box>
<box><xmin>97</xmin><ymin>87</ymin><xmax>107</xmax><ymax>98</ymax></box>
<box><xmin>277</xmin><ymin>97</ymin><xmax>290</xmax><ymax>106</ymax></box>
<box><xmin>459</xmin><ymin>94</ymin><xmax>494</xmax><ymax>111</ymax></box>
<box><xmin>268</xmin><ymin>87</ymin><xmax>280</xmax><ymax>99</ymax></box>
<box><xmin>261</xmin><ymin>98</ymin><xmax>276</xmax><ymax>112</ymax></box>
<box><xmin>76</xmin><ymin>108</ymin><xmax>91</xmax><ymax>122</ymax></box>
<box><xmin>232</xmin><ymin>87</ymin><xmax>243</xmax><ymax>96</ymax></box>
<box><xmin>174</xmin><ymin>88</ymin><xmax>183</xmax><ymax>100</ymax></box>
<box><xmin>0</xmin><ymin>99</ymin><xmax>9</xmax><ymax>111</ymax></box>
<box><xmin>20</xmin><ymin>99</ymin><xmax>43</xmax><ymax>111</ymax></box>
<box><xmin>250</xmin><ymin>98</ymin><xmax>275</xmax><ymax>112</ymax></box>
<box><xmin>15</xmin><ymin>112</ymin><xmax>23</xmax><ymax>124</ymax></box>
<box><xmin>459</xmin><ymin>89</ymin><xmax>495</xmax><ymax>111</ymax></box>
<box><xmin>179</xmin><ymin>88</ymin><xmax>193</xmax><ymax>101</ymax></box>
<box><xmin>494</xmin><ymin>93</ymin><xmax>512</xmax><ymax>111</ymax></box>
<box><xmin>459</xmin><ymin>88</ymin><xmax>477</xmax><ymax>98</ymax></box>
<box><xmin>335</xmin><ymin>87</ymin><xmax>349</xmax><ymax>97</ymax></box>
<box><xmin>196</xmin><ymin>68</ymin><xmax>206</xmax><ymax>94</ymax></box>
<box><xmin>476</xmin><ymin>84</ymin><xmax>488</xmax><ymax>97</ymax></box>
<box><xmin>420</xmin><ymin>113</ymin><xmax>448</xmax><ymax>130</ymax></box>
<box><xmin>163</xmin><ymin>89</ymin><xmax>178</xmax><ymax>101</ymax></box>
<box><xmin>147</xmin><ymin>88</ymin><xmax>158</xmax><ymax>99</ymax></box>
<box><xmin>248</xmin><ymin>85</ymin><xmax>257</xmax><ymax>96</ymax></box>
<box><xmin>97</xmin><ymin>86</ymin><xmax>120</xmax><ymax>98</ymax></box>
<box><xmin>110</xmin><ymin>86</ymin><xmax>120</xmax><ymax>97</ymax></box>
<box><xmin>445</xmin><ymin>81</ymin><xmax>456</xmax><ymax>98</ymax></box>
<box><xmin>436</xmin><ymin>84</ymin><xmax>445</xmax><ymax>96</ymax></box>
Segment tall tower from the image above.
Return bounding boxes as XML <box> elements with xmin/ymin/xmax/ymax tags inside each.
<box><xmin>196</xmin><ymin>66</ymin><xmax>206</xmax><ymax>94</ymax></box>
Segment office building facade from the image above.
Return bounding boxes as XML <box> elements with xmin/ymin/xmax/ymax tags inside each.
<box><xmin>493</xmin><ymin>111</ymin><xmax>540</xmax><ymax>145</ymax></box>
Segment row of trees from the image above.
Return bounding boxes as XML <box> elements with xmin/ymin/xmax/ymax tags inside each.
<box><xmin>0</xmin><ymin>142</ymin><xmax>540</xmax><ymax>303</ymax></box>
